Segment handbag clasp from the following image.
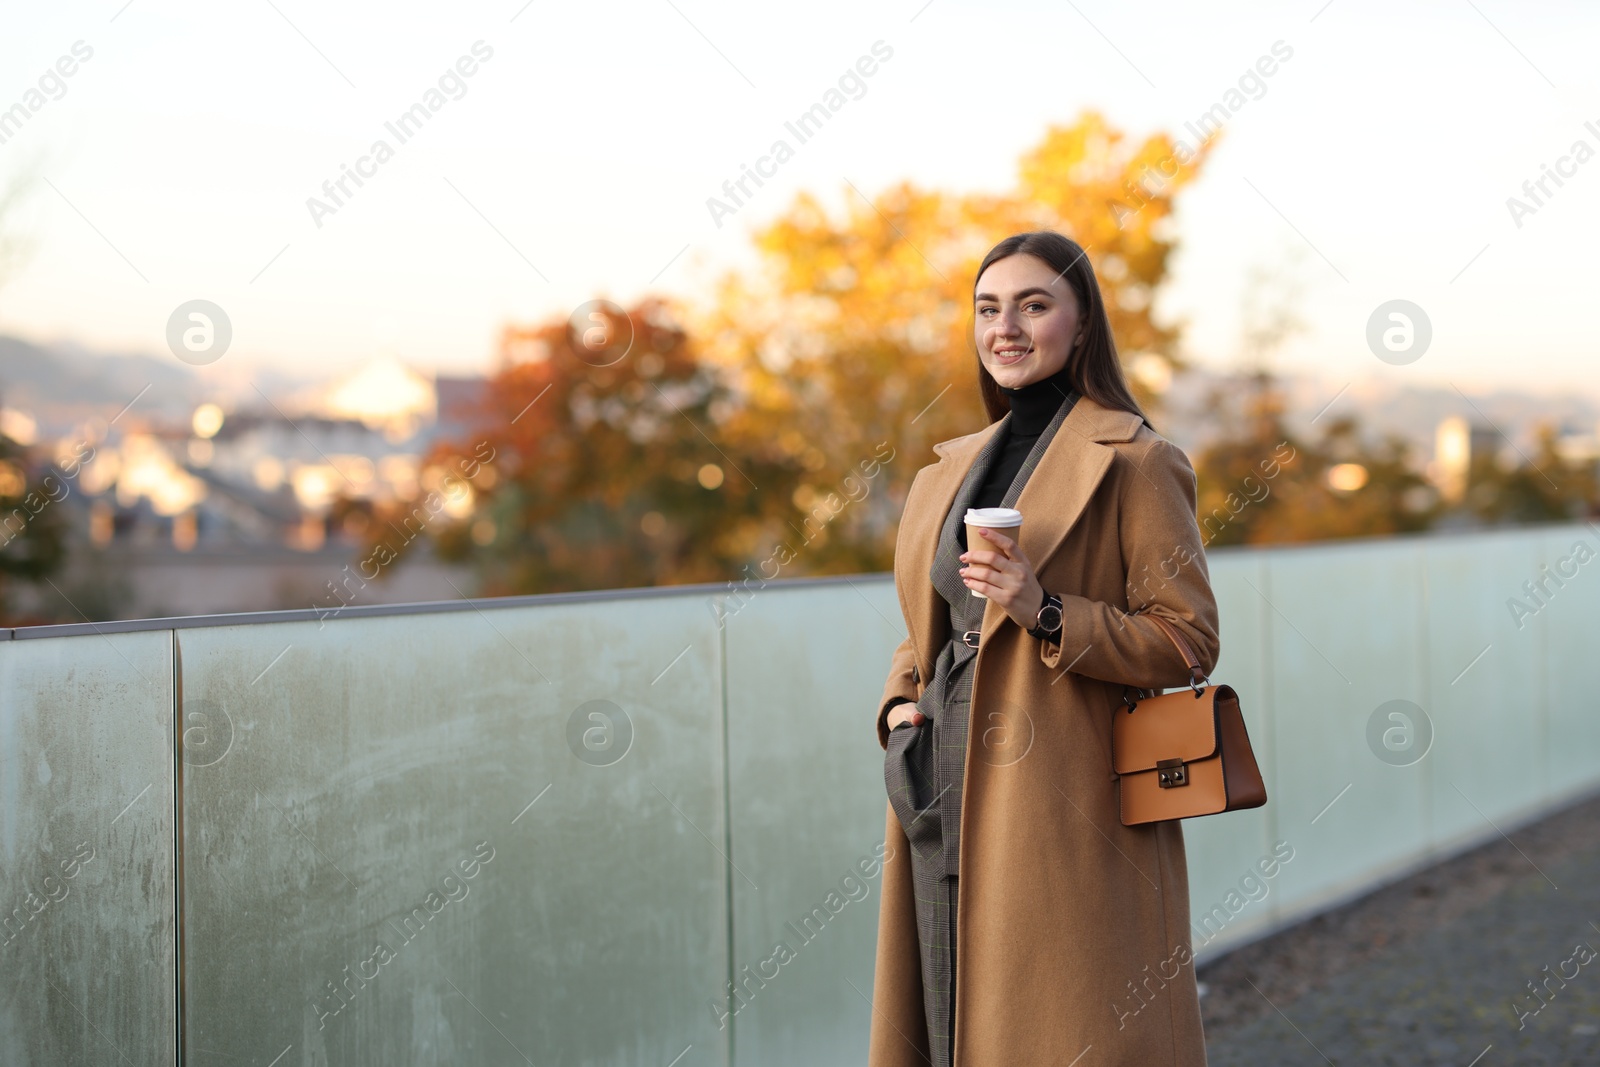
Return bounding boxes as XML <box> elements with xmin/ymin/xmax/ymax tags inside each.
<box><xmin>1156</xmin><ymin>758</ymin><xmax>1188</xmax><ymax>788</ymax></box>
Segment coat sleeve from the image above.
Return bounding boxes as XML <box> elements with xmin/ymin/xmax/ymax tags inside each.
<box><xmin>1037</xmin><ymin>435</ymin><xmax>1220</xmax><ymax>690</ymax></box>
<box><xmin>876</xmin><ymin>634</ymin><xmax>920</xmax><ymax>750</ymax></box>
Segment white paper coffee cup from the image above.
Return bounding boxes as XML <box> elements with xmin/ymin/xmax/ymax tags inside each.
<box><xmin>963</xmin><ymin>507</ymin><xmax>1023</xmax><ymax>599</ymax></box>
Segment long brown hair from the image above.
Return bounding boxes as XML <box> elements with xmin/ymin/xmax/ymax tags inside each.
<box><xmin>973</xmin><ymin>231</ymin><xmax>1151</xmax><ymax>428</ymax></box>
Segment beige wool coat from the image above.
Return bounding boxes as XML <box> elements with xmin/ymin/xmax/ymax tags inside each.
<box><xmin>869</xmin><ymin>394</ymin><xmax>1221</xmax><ymax>1066</ymax></box>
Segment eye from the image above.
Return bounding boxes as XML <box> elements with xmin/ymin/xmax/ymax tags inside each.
<box><xmin>1024</xmin><ymin>301</ymin><xmax>1046</xmax><ymax>313</ymax></box>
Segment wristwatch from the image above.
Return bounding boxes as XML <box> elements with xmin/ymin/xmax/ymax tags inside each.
<box><xmin>1026</xmin><ymin>592</ymin><xmax>1064</xmax><ymax>640</ymax></box>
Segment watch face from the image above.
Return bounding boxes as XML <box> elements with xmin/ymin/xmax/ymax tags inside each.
<box><xmin>1035</xmin><ymin>597</ymin><xmax>1062</xmax><ymax>633</ymax></box>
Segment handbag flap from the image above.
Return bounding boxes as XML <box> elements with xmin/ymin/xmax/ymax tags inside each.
<box><xmin>1111</xmin><ymin>687</ymin><xmax>1220</xmax><ymax>774</ymax></box>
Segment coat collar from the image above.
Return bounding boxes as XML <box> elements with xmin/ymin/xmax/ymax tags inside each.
<box><xmin>900</xmin><ymin>394</ymin><xmax>1145</xmax><ymax>662</ymax></box>
<box><xmin>929</xmin><ymin>393</ymin><xmax>1144</xmax><ymax>459</ymax></box>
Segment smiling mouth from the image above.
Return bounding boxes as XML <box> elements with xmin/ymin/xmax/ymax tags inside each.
<box><xmin>993</xmin><ymin>348</ymin><xmax>1031</xmax><ymax>364</ymax></box>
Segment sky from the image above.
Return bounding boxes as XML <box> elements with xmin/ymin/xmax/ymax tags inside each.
<box><xmin>1</xmin><ymin>0</ymin><xmax>1597</xmax><ymax>401</ymax></box>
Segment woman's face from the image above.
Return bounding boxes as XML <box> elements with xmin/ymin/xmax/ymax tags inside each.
<box><xmin>973</xmin><ymin>253</ymin><xmax>1086</xmax><ymax>390</ymax></box>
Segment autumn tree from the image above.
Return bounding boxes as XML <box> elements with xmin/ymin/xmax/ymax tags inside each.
<box><xmin>1192</xmin><ymin>370</ymin><xmax>1438</xmax><ymax>546</ymax></box>
<box><xmin>1457</xmin><ymin>423</ymin><xmax>1599</xmax><ymax>525</ymax></box>
<box><xmin>420</xmin><ymin>297</ymin><xmax>809</xmax><ymax>595</ymax></box>
<box><xmin>695</xmin><ymin>109</ymin><xmax>1217</xmax><ymax>574</ymax></box>
<box><xmin>0</xmin><ymin>432</ymin><xmax>70</xmax><ymax>622</ymax></box>
<box><xmin>398</xmin><ymin>111</ymin><xmax>1215</xmax><ymax>594</ymax></box>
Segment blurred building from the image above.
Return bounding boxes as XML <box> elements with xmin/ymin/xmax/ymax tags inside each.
<box><xmin>434</xmin><ymin>374</ymin><xmax>493</xmax><ymax>443</ymax></box>
<box><xmin>1553</xmin><ymin>421</ymin><xmax>1600</xmax><ymax>468</ymax></box>
<box><xmin>2</xmin><ymin>361</ymin><xmax>492</xmax><ymax>622</ymax></box>
<box><xmin>1430</xmin><ymin>416</ymin><xmax>1503</xmax><ymax>504</ymax></box>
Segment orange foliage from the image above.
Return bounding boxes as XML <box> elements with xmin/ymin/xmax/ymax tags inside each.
<box><xmin>424</xmin><ymin>111</ymin><xmax>1219</xmax><ymax>592</ymax></box>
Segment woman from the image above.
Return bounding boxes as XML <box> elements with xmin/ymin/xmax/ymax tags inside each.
<box><xmin>870</xmin><ymin>231</ymin><xmax>1219</xmax><ymax>1066</ymax></box>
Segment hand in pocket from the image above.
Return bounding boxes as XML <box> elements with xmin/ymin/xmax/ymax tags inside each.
<box><xmin>888</xmin><ymin>704</ymin><xmax>925</xmax><ymax>730</ymax></box>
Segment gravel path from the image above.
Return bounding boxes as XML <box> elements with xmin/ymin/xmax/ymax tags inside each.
<box><xmin>1199</xmin><ymin>788</ymin><xmax>1600</xmax><ymax>1066</ymax></box>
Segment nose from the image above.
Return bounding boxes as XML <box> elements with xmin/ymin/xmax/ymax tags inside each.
<box><xmin>992</xmin><ymin>306</ymin><xmax>1024</xmax><ymax>339</ymax></box>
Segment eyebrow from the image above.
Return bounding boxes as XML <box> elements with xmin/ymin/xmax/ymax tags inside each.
<box><xmin>973</xmin><ymin>287</ymin><xmax>1054</xmax><ymax>303</ymax></box>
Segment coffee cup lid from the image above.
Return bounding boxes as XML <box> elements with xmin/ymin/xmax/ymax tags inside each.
<box><xmin>965</xmin><ymin>507</ymin><xmax>1022</xmax><ymax>526</ymax></box>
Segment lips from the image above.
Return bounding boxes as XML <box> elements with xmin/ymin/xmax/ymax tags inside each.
<box><xmin>993</xmin><ymin>347</ymin><xmax>1031</xmax><ymax>364</ymax></box>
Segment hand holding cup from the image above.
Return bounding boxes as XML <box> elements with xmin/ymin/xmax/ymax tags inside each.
<box><xmin>960</xmin><ymin>509</ymin><xmax>1047</xmax><ymax>631</ymax></box>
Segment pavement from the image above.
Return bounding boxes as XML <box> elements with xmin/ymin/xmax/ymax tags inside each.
<box><xmin>1199</xmin><ymin>789</ymin><xmax>1600</xmax><ymax>1066</ymax></box>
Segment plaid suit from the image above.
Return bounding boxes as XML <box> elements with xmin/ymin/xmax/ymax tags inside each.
<box><xmin>882</xmin><ymin>390</ymin><xmax>1078</xmax><ymax>1067</ymax></box>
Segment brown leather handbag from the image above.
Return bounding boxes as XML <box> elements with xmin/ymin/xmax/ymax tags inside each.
<box><xmin>1110</xmin><ymin>612</ymin><xmax>1268</xmax><ymax>826</ymax></box>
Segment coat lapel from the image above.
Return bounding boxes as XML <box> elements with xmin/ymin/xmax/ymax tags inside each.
<box><xmin>895</xmin><ymin>423</ymin><xmax>998</xmax><ymax>669</ymax></box>
<box><xmin>927</xmin><ymin>414</ymin><xmax>1016</xmax><ymax>612</ymax></box>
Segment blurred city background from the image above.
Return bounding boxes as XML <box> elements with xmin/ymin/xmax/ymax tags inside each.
<box><xmin>1</xmin><ymin>4</ymin><xmax>1598</xmax><ymax>626</ymax></box>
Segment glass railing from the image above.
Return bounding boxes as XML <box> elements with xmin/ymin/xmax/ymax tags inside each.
<box><xmin>3</xmin><ymin>522</ymin><xmax>1596</xmax><ymax>1064</ymax></box>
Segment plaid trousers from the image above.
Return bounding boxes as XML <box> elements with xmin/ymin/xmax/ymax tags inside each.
<box><xmin>885</xmin><ymin>697</ymin><xmax>966</xmax><ymax>1067</ymax></box>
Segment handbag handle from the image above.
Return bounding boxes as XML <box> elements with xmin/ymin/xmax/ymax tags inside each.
<box><xmin>1131</xmin><ymin>608</ymin><xmax>1208</xmax><ymax>696</ymax></box>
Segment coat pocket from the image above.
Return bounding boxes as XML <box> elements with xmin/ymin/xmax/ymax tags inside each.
<box><xmin>883</xmin><ymin>722</ymin><xmax>942</xmax><ymax>861</ymax></box>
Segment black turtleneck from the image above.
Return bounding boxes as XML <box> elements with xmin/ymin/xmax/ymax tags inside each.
<box><xmin>969</xmin><ymin>362</ymin><xmax>1077</xmax><ymax>517</ymax></box>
